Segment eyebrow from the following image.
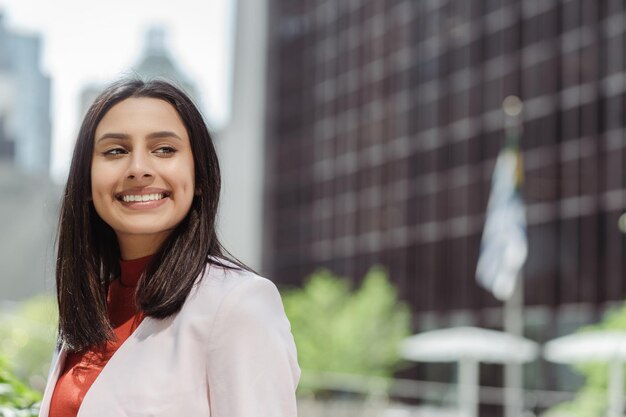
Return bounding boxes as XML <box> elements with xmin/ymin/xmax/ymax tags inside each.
<box><xmin>96</xmin><ymin>131</ymin><xmax>183</xmax><ymax>143</ymax></box>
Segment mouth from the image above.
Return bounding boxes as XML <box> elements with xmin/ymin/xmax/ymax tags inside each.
<box><xmin>115</xmin><ymin>191</ymin><xmax>171</xmax><ymax>203</ymax></box>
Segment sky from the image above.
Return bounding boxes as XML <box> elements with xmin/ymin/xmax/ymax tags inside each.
<box><xmin>0</xmin><ymin>0</ymin><xmax>235</xmax><ymax>182</ymax></box>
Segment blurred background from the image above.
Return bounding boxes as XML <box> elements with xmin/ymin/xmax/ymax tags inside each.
<box><xmin>1</xmin><ymin>1</ymin><xmax>626</xmax><ymax>417</ymax></box>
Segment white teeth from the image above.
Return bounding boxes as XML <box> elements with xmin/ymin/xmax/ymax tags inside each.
<box><xmin>122</xmin><ymin>193</ymin><xmax>164</xmax><ymax>203</ymax></box>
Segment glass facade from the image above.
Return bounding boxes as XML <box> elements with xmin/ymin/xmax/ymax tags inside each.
<box><xmin>264</xmin><ymin>1</ymin><xmax>626</xmax><ymax>389</ymax></box>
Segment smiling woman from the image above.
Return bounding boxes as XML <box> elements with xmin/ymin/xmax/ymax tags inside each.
<box><xmin>39</xmin><ymin>79</ymin><xmax>300</xmax><ymax>417</ymax></box>
<box><xmin>91</xmin><ymin>98</ymin><xmax>196</xmax><ymax>260</ymax></box>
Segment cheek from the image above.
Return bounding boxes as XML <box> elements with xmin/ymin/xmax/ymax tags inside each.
<box><xmin>90</xmin><ymin>162</ymin><xmax>117</xmax><ymax>211</ymax></box>
<box><xmin>178</xmin><ymin>158</ymin><xmax>195</xmax><ymax>193</ymax></box>
<box><xmin>90</xmin><ymin>165</ymin><xmax>107</xmax><ymax>198</ymax></box>
<box><xmin>188</xmin><ymin>168</ymin><xmax>196</xmax><ymax>190</ymax></box>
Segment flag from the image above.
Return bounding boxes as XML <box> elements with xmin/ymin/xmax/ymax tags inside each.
<box><xmin>476</xmin><ymin>145</ymin><xmax>527</xmax><ymax>301</ymax></box>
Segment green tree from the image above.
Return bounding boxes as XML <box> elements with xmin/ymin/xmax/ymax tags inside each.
<box><xmin>282</xmin><ymin>266</ymin><xmax>411</xmax><ymax>394</ymax></box>
<box><xmin>545</xmin><ymin>303</ymin><xmax>626</xmax><ymax>417</ymax></box>
<box><xmin>0</xmin><ymin>294</ymin><xmax>57</xmax><ymax>390</ymax></box>
<box><xmin>0</xmin><ymin>355</ymin><xmax>41</xmax><ymax>417</ymax></box>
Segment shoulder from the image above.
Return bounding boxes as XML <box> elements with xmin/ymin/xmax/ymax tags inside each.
<box><xmin>183</xmin><ymin>258</ymin><xmax>288</xmax><ymax>338</ymax></box>
<box><xmin>194</xmin><ymin>258</ymin><xmax>280</xmax><ymax>305</ymax></box>
<box><xmin>196</xmin><ymin>265</ymin><xmax>301</xmax><ymax>413</ymax></box>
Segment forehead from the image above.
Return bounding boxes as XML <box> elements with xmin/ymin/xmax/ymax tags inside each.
<box><xmin>95</xmin><ymin>97</ymin><xmax>187</xmax><ymax>137</ymax></box>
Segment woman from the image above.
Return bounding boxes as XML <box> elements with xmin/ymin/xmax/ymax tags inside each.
<box><xmin>38</xmin><ymin>79</ymin><xmax>300</xmax><ymax>417</ymax></box>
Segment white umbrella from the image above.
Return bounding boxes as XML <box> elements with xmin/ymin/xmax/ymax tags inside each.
<box><xmin>400</xmin><ymin>326</ymin><xmax>538</xmax><ymax>364</ymax></box>
<box><xmin>400</xmin><ymin>326</ymin><xmax>539</xmax><ymax>417</ymax></box>
<box><xmin>544</xmin><ymin>330</ymin><xmax>626</xmax><ymax>417</ymax></box>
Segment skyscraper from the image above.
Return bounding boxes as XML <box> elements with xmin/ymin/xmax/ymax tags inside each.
<box><xmin>214</xmin><ymin>0</ymin><xmax>268</xmax><ymax>271</ymax></box>
<box><xmin>78</xmin><ymin>26</ymin><xmax>200</xmax><ymax>117</ymax></box>
<box><xmin>0</xmin><ymin>12</ymin><xmax>51</xmax><ymax>175</ymax></box>
<box><xmin>132</xmin><ymin>26</ymin><xmax>199</xmax><ymax>104</ymax></box>
<box><xmin>263</xmin><ymin>0</ymin><xmax>626</xmax><ymax>391</ymax></box>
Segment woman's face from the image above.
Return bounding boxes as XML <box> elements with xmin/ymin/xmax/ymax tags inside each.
<box><xmin>91</xmin><ymin>97</ymin><xmax>195</xmax><ymax>259</ymax></box>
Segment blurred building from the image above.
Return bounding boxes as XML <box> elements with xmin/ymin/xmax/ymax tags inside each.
<box><xmin>0</xmin><ymin>74</ymin><xmax>15</xmax><ymax>160</ymax></box>
<box><xmin>78</xmin><ymin>83</ymin><xmax>103</xmax><ymax>119</ymax></box>
<box><xmin>0</xmin><ymin>161</ymin><xmax>60</xmax><ymax>300</ymax></box>
<box><xmin>132</xmin><ymin>26</ymin><xmax>199</xmax><ymax>105</ymax></box>
<box><xmin>78</xmin><ymin>26</ymin><xmax>200</xmax><ymax>118</ymax></box>
<box><xmin>0</xmin><ymin>13</ymin><xmax>56</xmax><ymax>301</ymax></box>
<box><xmin>0</xmin><ymin>12</ymin><xmax>51</xmax><ymax>175</ymax></box>
<box><xmin>262</xmin><ymin>0</ymin><xmax>626</xmax><ymax>403</ymax></box>
<box><xmin>214</xmin><ymin>0</ymin><xmax>267</xmax><ymax>271</ymax></box>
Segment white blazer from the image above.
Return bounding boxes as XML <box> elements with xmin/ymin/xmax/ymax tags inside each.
<box><xmin>38</xmin><ymin>263</ymin><xmax>300</xmax><ymax>417</ymax></box>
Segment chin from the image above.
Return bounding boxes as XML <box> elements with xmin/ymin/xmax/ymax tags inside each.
<box><xmin>114</xmin><ymin>226</ymin><xmax>175</xmax><ymax>240</ymax></box>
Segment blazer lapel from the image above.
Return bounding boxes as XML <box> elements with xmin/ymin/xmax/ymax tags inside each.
<box><xmin>38</xmin><ymin>344</ymin><xmax>67</xmax><ymax>417</ymax></box>
<box><xmin>76</xmin><ymin>317</ymin><xmax>153</xmax><ymax>417</ymax></box>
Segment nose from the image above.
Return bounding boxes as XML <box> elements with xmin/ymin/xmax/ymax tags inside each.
<box><xmin>126</xmin><ymin>150</ymin><xmax>154</xmax><ymax>181</ymax></box>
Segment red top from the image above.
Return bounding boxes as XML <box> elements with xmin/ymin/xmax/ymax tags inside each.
<box><xmin>49</xmin><ymin>255</ymin><xmax>151</xmax><ymax>417</ymax></box>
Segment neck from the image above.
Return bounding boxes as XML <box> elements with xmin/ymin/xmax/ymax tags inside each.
<box><xmin>117</xmin><ymin>234</ymin><xmax>168</xmax><ymax>260</ymax></box>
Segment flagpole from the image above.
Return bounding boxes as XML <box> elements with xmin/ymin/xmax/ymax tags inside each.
<box><xmin>476</xmin><ymin>95</ymin><xmax>527</xmax><ymax>417</ymax></box>
<box><xmin>503</xmin><ymin>96</ymin><xmax>525</xmax><ymax>417</ymax></box>
<box><xmin>504</xmin><ymin>275</ymin><xmax>524</xmax><ymax>417</ymax></box>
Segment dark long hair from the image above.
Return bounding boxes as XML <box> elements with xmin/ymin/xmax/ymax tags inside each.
<box><xmin>56</xmin><ymin>78</ymin><xmax>246</xmax><ymax>352</ymax></box>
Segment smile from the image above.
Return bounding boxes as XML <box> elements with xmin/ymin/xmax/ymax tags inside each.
<box><xmin>115</xmin><ymin>191</ymin><xmax>172</xmax><ymax>204</ymax></box>
<box><xmin>122</xmin><ymin>194</ymin><xmax>163</xmax><ymax>203</ymax></box>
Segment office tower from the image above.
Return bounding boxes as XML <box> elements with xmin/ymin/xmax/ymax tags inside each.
<box><xmin>214</xmin><ymin>0</ymin><xmax>268</xmax><ymax>271</ymax></box>
<box><xmin>0</xmin><ymin>13</ymin><xmax>51</xmax><ymax>175</ymax></box>
<box><xmin>264</xmin><ymin>1</ymin><xmax>625</xmax><ymax>344</ymax></box>
<box><xmin>133</xmin><ymin>26</ymin><xmax>199</xmax><ymax>103</ymax></box>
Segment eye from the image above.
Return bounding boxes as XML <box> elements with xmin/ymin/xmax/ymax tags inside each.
<box><xmin>154</xmin><ymin>146</ymin><xmax>177</xmax><ymax>155</ymax></box>
<box><xmin>103</xmin><ymin>148</ymin><xmax>127</xmax><ymax>156</ymax></box>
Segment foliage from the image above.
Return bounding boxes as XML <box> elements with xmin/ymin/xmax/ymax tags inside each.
<box><xmin>0</xmin><ymin>355</ymin><xmax>41</xmax><ymax>417</ymax></box>
<box><xmin>0</xmin><ymin>295</ymin><xmax>58</xmax><ymax>390</ymax></box>
<box><xmin>544</xmin><ymin>302</ymin><xmax>626</xmax><ymax>417</ymax></box>
<box><xmin>281</xmin><ymin>266</ymin><xmax>412</xmax><ymax>394</ymax></box>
